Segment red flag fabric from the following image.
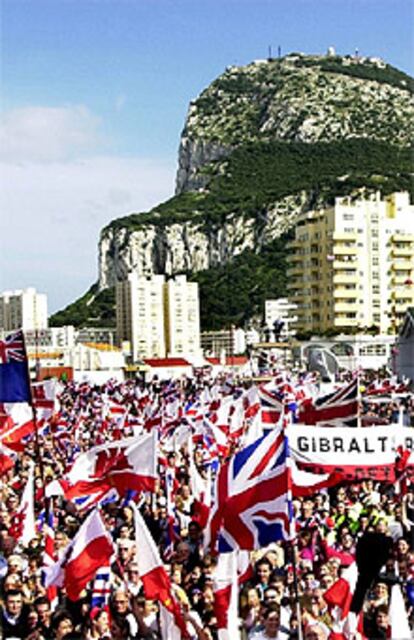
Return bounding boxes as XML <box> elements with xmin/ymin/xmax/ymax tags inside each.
<box><xmin>46</xmin><ymin>431</ymin><xmax>157</xmax><ymax>503</ymax></box>
<box><xmin>0</xmin><ymin>403</ymin><xmax>34</xmax><ymax>451</ymax></box>
<box><xmin>45</xmin><ymin>510</ymin><xmax>114</xmax><ymax>601</ymax></box>
<box><xmin>0</xmin><ymin>442</ymin><xmax>16</xmax><ymax>474</ymax></box>
<box><xmin>132</xmin><ymin>504</ymin><xmax>188</xmax><ymax>638</ymax></box>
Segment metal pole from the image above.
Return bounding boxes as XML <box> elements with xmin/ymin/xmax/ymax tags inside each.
<box><xmin>290</xmin><ymin>539</ymin><xmax>304</xmax><ymax>640</ymax></box>
<box><xmin>22</xmin><ymin>329</ymin><xmax>45</xmax><ymax>487</ymax></box>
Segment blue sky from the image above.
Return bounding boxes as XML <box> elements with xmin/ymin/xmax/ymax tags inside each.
<box><xmin>1</xmin><ymin>0</ymin><xmax>413</xmax><ymax>313</ymax></box>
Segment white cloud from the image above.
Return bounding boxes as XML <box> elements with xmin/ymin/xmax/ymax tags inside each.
<box><xmin>0</xmin><ymin>105</ymin><xmax>103</xmax><ymax>162</ymax></box>
<box><xmin>0</xmin><ymin>155</ymin><xmax>176</xmax><ymax>313</ymax></box>
<box><xmin>0</xmin><ymin>104</ymin><xmax>177</xmax><ymax>314</ymax></box>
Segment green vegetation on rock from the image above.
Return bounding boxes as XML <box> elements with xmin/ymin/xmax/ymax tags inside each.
<box><xmin>104</xmin><ymin>139</ymin><xmax>413</xmax><ymax>234</ymax></box>
<box><xmin>192</xmin><ymin>235</ymin><xmax>291</xmax><ymax>330</ymax></box>
<box><xmin>50</xmin><ymin>285</ymin><xmax>116</xmax><ymax>328</ymax></box>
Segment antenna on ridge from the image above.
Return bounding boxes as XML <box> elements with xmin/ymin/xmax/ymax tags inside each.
<box><xmin>278</xmin><ymin>45</ymin><xmax>281</xmax><ymax>58</ymax></box>
<box><xmin>268</xmin><ymin>44</ymin><xmax>273</xmax><ymax>60</ymax></box>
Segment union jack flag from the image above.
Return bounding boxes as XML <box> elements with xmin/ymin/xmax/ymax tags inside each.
<box><xmin>0</xmin><ymin>330</ymin><xmax>31</xmax><ymax>403</ymax></box>
<box><xmin>299</xmin><ymin>377</ymin><xmax>359</xmax><ymax>427</ymax></box>
<box><xmin>258</xmin><ymin>375</ymin><xmax>298</xmax><ymax>429</ymax></box>
<box><xmin>0</xmin><ymin>330</ymin><xmax>27</xmax><ymax>363</ymax></box>
<box><xmin>258</xmin><ymin>383</ymin><xmax>284</xmax><ymax>427</ymax></box>
<box><xmin>206</xmin><ymin>429</ymin><xmax>293</xmax><ymax>553</ymax></box>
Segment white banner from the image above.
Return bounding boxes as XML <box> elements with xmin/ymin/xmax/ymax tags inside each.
<box><xmin>286</xmin><ymin>424</ymin><xmax>414</xmax><ymax>481</ymax></box>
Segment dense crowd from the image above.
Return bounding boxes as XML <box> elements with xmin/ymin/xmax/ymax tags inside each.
<box><xmin>0</xmin><ymin>374</ymin><xmax>413</xmax><ymax>640</ymax></box>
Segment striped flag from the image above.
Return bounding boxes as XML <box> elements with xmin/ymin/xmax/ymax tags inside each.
<box><xmin>91</xmin><ymin>565</ymin><xmax>112</xmax><ymax>609</ymax></box>
<box><xmin>42</xmin><ymin>499</ymin><xmax>59</xmax><ymax>611</ymax></box>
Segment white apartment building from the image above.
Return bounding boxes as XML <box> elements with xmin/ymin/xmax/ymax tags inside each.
<box><xmin>287</xmin><ymin>192</ymin><xmax>414</xmax><ymax>334</ymax></box>
<box><xmin>116</xmin><ymin>274</ymin><xmax>201</xmax><ymax>361</ymax></box>
<box><xmin>164</xmin><ymin>275</ymin><xmax>201</xmax><ymax>358</ymax></box>
<box><xmin>116</xmin><ymin>273</ymin><xmax>166</xmax><ymax>361</ymax></box>
<box><xmin>0</xmin><ymin>288</ymin><xmax>48</xmax><ymax>331</ymax></box>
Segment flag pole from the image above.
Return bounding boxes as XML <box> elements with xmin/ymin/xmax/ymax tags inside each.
<box><xmin>31</xmin><ymin>386</ymin><xmax>46</xmax><ymax>488</ymax></box>
<box><xmin>24</xmin><ymin>330</ymin><xmax>46</xmax><ymax>488</ymax></box>
<box><xmin>290</xmin><ymin>539</ymin><xmax>304</xmax><ymax>640</ymax></box>
<box><xmin>285</xmin><ymin>431</ymin><xmax>304</xmax><ymax>640</ymax></box>
<box><xmin>356</xmin><ymin>368</ymin><xmax>361</xmax><ymax>429</ymax></box>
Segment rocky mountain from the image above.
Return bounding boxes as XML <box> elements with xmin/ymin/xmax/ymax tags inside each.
<box><xmin>176</xmin><ymin>53</ymin><xmax>414</xmax><ymax>193</ymax></box>
<box><xmin>51</xmin><ymin>53</ymin><xmax>414</xmax><ymax>330</ymax></box>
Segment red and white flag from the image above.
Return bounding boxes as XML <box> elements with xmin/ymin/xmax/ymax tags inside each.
<box><xmin>42</xmin><ymin>499</ymin><xmax>59</xmax><ymax>611</ymax></box>
<box><xmin>0</xmin><ymin>402</ymin><xmax>34</xmax><ymax>451</ymax></box>
<box><xmin>32</xmin><ymin>379</ymin><xmax>60</xmax><ymax>422</ymax></box>
<box><xmin>324</xmin><ymin>563</ymin><xmax>364</xmax><ymax>640</ymax></box>
<box><xmin>290</xmin><ymin>459</ymin><xmax>346</xmax><ymax>498</ymax></box>
<box><xmin>131</xmin><ymin>503</ymin><xmax>187</xmax><ymax>639</ymax></box>
<box><xmin>9</xmin><ymin>461</ymin><xmax>36</xmax><ymax>546</ymax></box>
<box><xmin>213</xmin><ymin>551</ymin><xmax>241</xmax><ymax>640</ymax></box>
<box><xmin>46</xmin><ymin>431</ymin><xmax>157</xmax><ymax>502</ymax></box>
<box><xmin>44</xmin><ymin>509</ymin><xmax>114</xmax><ymax>601</ymax></box>
<box><xmin>0</xmin><ymin>442</ymin><xmax>17</xmax><ymax>474</ymax></box>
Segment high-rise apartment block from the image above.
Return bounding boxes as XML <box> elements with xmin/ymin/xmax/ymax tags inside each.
<box><xmin>287</xmin><ymin>192</ymin><xmax>414</xmax><ymax>335</ymax></box>
<box><xmin>0</xmin><ymin>288</ymin><xmax>48</xmax><ymax>331</ymax></box>
<box><xmin>116</xmin><ymin>274</ymin><xmax>201</xmax><ymax>361</ymax></box>
<box><xmin>164</xmin><ymin>276</ymin><xmax>201</xmax><ymax>358</ymax></box>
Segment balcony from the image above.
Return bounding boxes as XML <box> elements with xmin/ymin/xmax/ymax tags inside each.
<box><xmin>333</xmin><ymin>273</ymin><xmax>358</xmax><ymax>284</ymax></box>
<box><xmin>288</xmin><ymin>281</ymin><xmax>303</xmax><ymax>292</ymax></box>
<box><xmin>332</xmin><ymin>261</ymin><xmax>357</xmax><ymax>270</ymax></box>
<box><xmin>391</xmin><ymin>275</ymin><xmax>413</xmax><ymax>286</ymax></box>
<box><xmin>287</xmin><ymin>267</ymin><xmax>304</xmax><ymax>278</ymax></box>
<box><xmin>332</xmin><ymin>231</ymin><xmax>357</xmax><ymax>241</ymax></box>
<box><xmin>333</xmin><ymin>245</ymin><xmax>357</xmax><ymax>256</ymax></box>
<box><xmin>392</xmin><ymin>288</ymin><xmax>414</xmax><ymax>300</ymax></box>
<box><xmin>333</xmin><ymin>289</ymin><xmax>358</xmax><ymax>299</ymax></box>
<box><xmin>392</xmin><ymin>233</ymin><xmax>414</xmax><ymax>243</ymax></box>
<box><xmin>391</xmin><ymin>260</ymin><xmax>413</xmax><ymax>272</ymax></box>
<box><xmin>287</xmin><ymin>239</ymin><xmax>302</xmax><ymax>249</ymax></box>
<box><xmin>391</xmin><ymin>246</ymin><xmax>413</xmax><ymax>258</ymax></box>
<box><xmin>334</xmin><ymin>302</ymin><xmax>359</xmax><ymax>313</ymax></box>
<box><xmin>287</xmin><ymin>253</ymin><xmax>305</xmax><ymax>262</ymax></box>
<box><xmin>290</xmin><ymin>292</ymin><xmax>306</xmax><ymax>302</ymax></box>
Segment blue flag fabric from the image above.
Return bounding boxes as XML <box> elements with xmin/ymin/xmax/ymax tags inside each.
<box><xmin>0</xmin><ymin>330</ymin><xmax>31</xmax><ymax>403</ymax></box>
<box><xmin>0</xmin><ymin>362</ymin><xmax>31</xmax><ymax>402</ymax></box>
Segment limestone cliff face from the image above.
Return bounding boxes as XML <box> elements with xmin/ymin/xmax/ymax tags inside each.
<box><xmin>98</xmin><ymin>192</ymin><xmax>314</xmax><ymax>289</ymax></box>
<box><xmin>97</xmin><ymin>53</ymin><xmax>414</xmax><ymax>291</ymax></box>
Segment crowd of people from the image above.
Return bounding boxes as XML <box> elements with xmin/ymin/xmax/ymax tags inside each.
<box><xmin>0</xmin><ymin>372</ymin><xmax>413</xmax><ymax>640</ymax></box>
